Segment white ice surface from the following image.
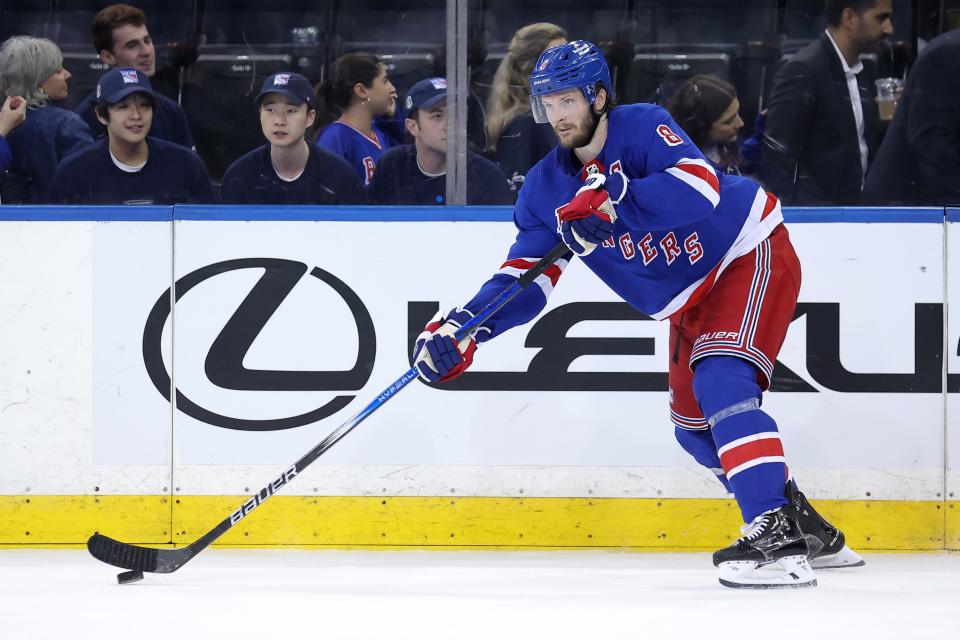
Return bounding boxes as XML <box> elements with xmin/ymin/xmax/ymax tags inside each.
<box><xmin>2</xmin><ymin>549</ymin><xmax>957</xmax><ymax>639</ymax></box>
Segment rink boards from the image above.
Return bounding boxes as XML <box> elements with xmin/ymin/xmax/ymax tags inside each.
<box><xmin>0</xmin><ymin>205</ymin><xmax>957</xmax><ymax>550</ymax></box>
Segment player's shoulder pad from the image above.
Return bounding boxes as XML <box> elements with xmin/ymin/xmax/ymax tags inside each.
<box><xmin>611</xmin><ymin>102</ymin><xmax>671</xmax><ymax>126</ymax></box>
<box><xmin>522</xmin><ymin>147</ymin><xmax>557</xmax><ymax>190</ymax></box>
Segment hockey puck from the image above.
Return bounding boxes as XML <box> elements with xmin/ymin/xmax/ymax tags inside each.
<box><xmin>117</xmin><ymin>570</ymin><xmax>144</xmax><ymax>584</ymax></box>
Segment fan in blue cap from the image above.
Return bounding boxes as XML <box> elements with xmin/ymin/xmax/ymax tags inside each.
<box><xmin>367</xmin><ymin>76</ymin><xmax>513</xmax><ymax>206</ymax></box>
<box><xmin>47</xmin><ymin>66</ymin><xmax>214</xmax><ymax>204</ymax></box>
<box><xmin>255</xmin><ymin>72</ymin><xmax>315</xmax><ymax>108</ymax></box>
<box><xmin>219</xmin><ymin>71</ymin><xmax>366</xmax><ymax>205</ymax></box>
<box><xmin>94</xmin><ymin>66</ymin><xmax>157</xmax><ymax>106</ymax></box>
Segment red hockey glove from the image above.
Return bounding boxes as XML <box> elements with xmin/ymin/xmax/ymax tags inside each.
<box><xmin>411</xmin><ymin>308</ymin><xmax>479</xmax><ymax>383</ymax></box>
<box><xmin>555</xmin><ymin>173</ymin><xmax>620</xmax><ymax>256</ymax></box>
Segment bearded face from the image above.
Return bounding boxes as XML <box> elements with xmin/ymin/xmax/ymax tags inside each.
<box><xmin>541</xmin><ymin>88</ymin><xmax>605</xmax><ymax>149</ymax></box>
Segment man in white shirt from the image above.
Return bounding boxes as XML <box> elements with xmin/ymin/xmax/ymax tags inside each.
<box><xmin>760</xmin><ymin>0</ymin><xmax>893</xmax><ymax>205</ymax></box>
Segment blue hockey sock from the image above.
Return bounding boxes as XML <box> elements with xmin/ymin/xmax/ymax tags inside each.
<box><xmin>674</xmin><ymin>427</ymin><xmax>732</xmax><ymax>493</ymax></box>
<box><xmin>692</xmin><ymin>356</ymin><xmax>788</xmax><ymax>522</ymax></box>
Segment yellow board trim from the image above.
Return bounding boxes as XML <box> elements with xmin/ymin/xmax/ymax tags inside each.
<box><xmin>0</xmin><ymin>495</ymin><xmax>954</xmax><ymax>550</ymax></box>
<box><xmin>0</xmin><ymin>495</ymin><xmax>171</xmax><ymax>544</ymax></box>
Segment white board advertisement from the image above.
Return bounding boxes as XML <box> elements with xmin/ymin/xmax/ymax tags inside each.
<box><xmin>947</xmin><ymin>218</ymin><xmax>959</xmax><ymax>502</ymax></box>
<box><xmin>80</xmin><ymin>219</ymin><xmax>945</xmax><ymax>499</ymax></box>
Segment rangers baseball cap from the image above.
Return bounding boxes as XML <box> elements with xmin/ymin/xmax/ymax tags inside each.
<box><xmin>256</xmin><ymin>72</ymin><xmax>315</xmax><ymax>107</ymax></box>
<box><xmin>404</xmin><ymin>77</ymin><xmax>447</xmax><ymax>116</ymax></box>
<box><xmin>96</xmin><ymin>67</ymin><xmax>157</xmax><ymax>104</ymax></box>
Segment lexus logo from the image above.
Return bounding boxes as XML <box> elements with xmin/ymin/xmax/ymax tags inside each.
<box><xmin>142</xmin><ymin>258</ymin><xmax>375</xmax><ymax>431</ymax></box>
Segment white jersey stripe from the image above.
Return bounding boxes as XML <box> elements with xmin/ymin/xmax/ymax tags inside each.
<box><xmin>717</xmin><ymin>431</ymin><xmax>781</xmax><ymax>457</ymax></box>
<box><xmin>727</xmin><ymin>456</ymin><xmax>787</xmax><ymax>479</ymax></box>
<box><xmin>665</xmin><ymin>166</ymin><xmax>721</xmax><ymax>208</ymax></box>
<box><xmin>650</xmin><ymin>187</ymin><xmax>783</xmax><ymax>321</ymax></box>
<box><xmin>534</xmin><ymin>272</ymin><xmax>556</xmax><ymax>298</ymax></box>
<box><xmin>497</xmin><ymin>257</ymin><xmax>569</xmax><ymax>299</ymax></box>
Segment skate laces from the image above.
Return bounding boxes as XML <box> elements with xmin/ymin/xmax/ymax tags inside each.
<box><xmin>738</xmin><ymin>509</ymin><xmax>778</xmax><ymax>542</ymax></box>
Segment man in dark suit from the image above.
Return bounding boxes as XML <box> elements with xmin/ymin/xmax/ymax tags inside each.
<box><xmin>862</xmin><ymin>30</ymin><xmax>960</xmax><ymax>205</ymax></box>
<box><xmin>760</xmin><ymin>0</ymin><xmax>893</xmax><ymax>205</ymax></box>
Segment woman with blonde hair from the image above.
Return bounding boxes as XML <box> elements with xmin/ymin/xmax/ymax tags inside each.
<box><xmin>0</xmin><ymin>36</ymin><xmax>92</xmax><ymax>202</ymax></box>
<box><xmin>485</xmin><ymin>22</ymin><xmax>567</xmax><ymax>188</ymax></box>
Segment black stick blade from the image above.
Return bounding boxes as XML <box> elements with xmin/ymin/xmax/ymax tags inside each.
<box><xmin>87</xmin><ymin>533</ymin><xmax>159</xmax><ymax>572</ymax></box>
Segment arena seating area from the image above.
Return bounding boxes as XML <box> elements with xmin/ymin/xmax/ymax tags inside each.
<box><xmin>0</xmin><ymin>0</ymin><xmax>914</xmax><ymax>180</ymax></box>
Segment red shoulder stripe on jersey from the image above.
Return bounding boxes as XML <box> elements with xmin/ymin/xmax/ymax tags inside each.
<box><xmin>675</xmin><ymin>160</ymin><xmax>720</xmax><ymax>194</ymax></box>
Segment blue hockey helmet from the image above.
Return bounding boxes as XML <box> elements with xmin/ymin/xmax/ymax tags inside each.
<box><xmin>529</xmin><ymin>40</ymin><xmax>612</xmax><ymax>123</ymax></box>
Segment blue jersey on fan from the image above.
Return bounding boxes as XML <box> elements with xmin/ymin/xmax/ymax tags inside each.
<box><xmin>316</xmin><ymin>121</ymin><xmax>391</xmax><ymax>187</ymax></box>
<box><xmin>459</xmin><ymin>102</ymin><xmax>783</xmax><ymax>340</ymax></box>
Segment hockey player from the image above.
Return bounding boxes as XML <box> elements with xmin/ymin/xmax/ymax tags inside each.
<box><xmin>314</xmin><ymin>52</ymin><xmax>397</xmax><ymax>188</ymax></box>
<box><xmin>411</xmin><ymin>41</ymin><xmax>862</xmax><ymax>588</ymax></box>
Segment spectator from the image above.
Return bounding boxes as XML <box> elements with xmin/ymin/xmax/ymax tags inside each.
<box><xmin>862</xmin><ymin>29</ymin><xmax>960</xmax><ymax>205</ymax></box>
<box><xmin>74</xmin><ymin>4</ymin><xmax>195</xmax><ymax>149</ymax></box>
<box><xmin>759</xmin><ymin>0</ymin><xmax>893</xmax><ymax>204</ymax></box>
<box><xmin>0</xmin><ymin>36</ymin><xmax>93</xmax><ymax>203</ymax></box>
<box><xmin>485</xmin><ymin>23</ymin><xmax>568</xmax><ymax>190</ymax></box>
<box><xmin>667</xmin><ymin>74</ymin><xmax>765</xmax><ymax>176</ymax></box>
<box><xmin>221</xmin><ymin>72</ymin><xmax>366</xmax><ymax>205</ymax></box>
<box><xmin>369</xmin><ymin>78</ymin><xmax>514</xmax><ymax>206</ymax></box>
<box><xmin>0</xmin><ymin>95</ymin><xmax>27</xmax><ymax>175</ymax></box>
<box><xmin>313</xmin><ymin>53</ymin><xmax>398</xmax><ymax>188</ymax></box>
<box><xmin>48</xmin><ymin>68</ymin><xmax>213</xmax><ymax>205</ymax></box>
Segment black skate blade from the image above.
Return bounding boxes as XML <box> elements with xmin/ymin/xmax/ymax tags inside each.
<box><xmin>87</xmin><ymin>533</ymin><xmax>159</xmax><ymax>572</ymax></box>
<box><xmin>719</xmin><ymin>578</ymin><xmax>818</xmax><ymax>589</ymax></box>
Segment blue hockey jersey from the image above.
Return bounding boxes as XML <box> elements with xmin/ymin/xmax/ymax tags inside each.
<box><xmin>316</xmin><ymin>121</ymin><xmax>391</xmax><ymax>187</ymax></box>
<box><xmin>460</xmin><ymin>103</ymin><xmax>784</xmax><ymax>340</ymax></box>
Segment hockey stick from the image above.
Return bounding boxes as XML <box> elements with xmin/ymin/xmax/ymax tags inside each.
<box><xmin>88</xmin><ymin>241</ymin><xmax>570</xmax><ymax>582</ymax></box>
